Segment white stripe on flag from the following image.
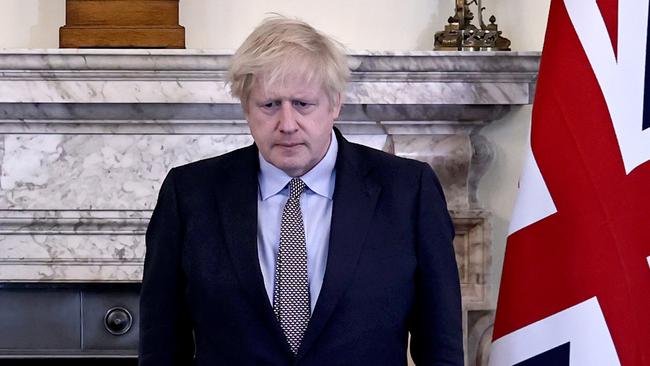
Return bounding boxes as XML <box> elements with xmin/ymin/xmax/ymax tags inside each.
<box><xmin>564</xmin><ymin>0</ymin><xmax>650</xmax><ymax>174</ymax></box>
<box><xmin>489</xmin><ymin>297</ymin><xmax>620</xmax><ymax>366</ymax></box>
<box><xmin>508</xmin><ymin>148</ymin><xmax>557</xmax><ymax>235</ymax></box>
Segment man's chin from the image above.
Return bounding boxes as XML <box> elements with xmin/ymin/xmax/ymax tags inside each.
<box><xmin>270</xmin><ymin>159</ymin><xmax>310</xmax><ymax>177</ymax></box>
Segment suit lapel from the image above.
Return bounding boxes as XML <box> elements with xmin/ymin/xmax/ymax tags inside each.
<box><xmin>298</xmin><ymin>131</ymin><xmax>381</xmax><ymax>358</ymax></box>
<box><xmin>214</xmin><ymin>145</ymin><xmax>285</xmax><ymax>339</ymax></box>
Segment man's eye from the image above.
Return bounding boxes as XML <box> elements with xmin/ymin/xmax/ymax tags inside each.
<box><xmin>293</xmin><ymin>100</ymin><xmax>312</xmax><ymax>108</ymax></box>
<box><xmin>261</xmin><ymin>101</ymin><xmax>280</xmax><ymax>109</ymax></box>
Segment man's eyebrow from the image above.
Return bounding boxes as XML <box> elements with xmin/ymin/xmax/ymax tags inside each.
<box><xmin>290</xmin><ymin>93</ymin><xmax>319</xmax><ymax>100</ymax></box>
<box><xmin>257</xmin><ymin>94</ymin><xmax>318</xmax><ymax>101</ymax></box>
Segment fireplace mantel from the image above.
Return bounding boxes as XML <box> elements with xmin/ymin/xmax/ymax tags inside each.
<box><xmin>0</xmin><ymin>49</ymin><xmax>538</xmax><ymax>364</ymax></box>
<box><xmin>0</xmin><ymin>49</ymin><xmax>537</xmax><ymax>130</ymax></box>
<box><xmin>0</xmin><ymin>49</ymin><xmax>537</xmax><ymax>103</ymax></box>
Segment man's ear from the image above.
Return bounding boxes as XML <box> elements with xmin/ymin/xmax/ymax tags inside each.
<box><xmin>242</xmin><ymin>101</ymin><xmax>249</xmax><ymax>119</ymax></box>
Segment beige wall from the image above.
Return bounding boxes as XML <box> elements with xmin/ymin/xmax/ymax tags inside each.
<box><xmin>480</xmin><ymin>0</ymin><xmax>551</xmax><ymax>296</ymax></box>
<box><xmin>0</xmin><ymin>0</ymin><xmax>549</xmax><ymax>51</ymax></box>
<box><xmin>0</xmin><ymin>0</ymin><xmax>551</xmax><ymax>296</ymax></box>
<box><xmin>0</xmin><ymin>0</ymin><xmax>66</xmax><ymax>48</ymax></box>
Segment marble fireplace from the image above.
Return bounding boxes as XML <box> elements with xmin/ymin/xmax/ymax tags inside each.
<box><xmin>0</xmin><ymin>49</ymin><xmax>539</xmax><ymax>364</ymax></box>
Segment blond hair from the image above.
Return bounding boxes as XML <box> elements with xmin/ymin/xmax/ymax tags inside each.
<box><xmin>227</xmin><ymin>16</ymin><xmax>350</xmax><ymax>109</ymax></box>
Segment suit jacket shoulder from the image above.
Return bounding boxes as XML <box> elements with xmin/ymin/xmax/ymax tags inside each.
<box><xmin>171</xmin><ymin>144</ymin><xmax>258</xmax><ymax>184</ymax></box>
<box><xmin>336</xmin><ymin>135</ymin><xmax>445</xmax><ymax>199</ymax></box>
<box><xmin>163</xmin><ymin>144</ymin><xmax>259</xmax><ymax>206</ymax></box>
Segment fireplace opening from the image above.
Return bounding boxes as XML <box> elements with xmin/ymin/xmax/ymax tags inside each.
<box><xmin>0</xmin><ymin>283</ymin><xmax>140</xmax><ymax>361</ymax></box>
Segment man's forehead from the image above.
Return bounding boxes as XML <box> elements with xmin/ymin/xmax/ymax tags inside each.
<box><xmin>253</xmin><ymin>75</ymin><xmax>325</xmax><ymax>99</ymax></box>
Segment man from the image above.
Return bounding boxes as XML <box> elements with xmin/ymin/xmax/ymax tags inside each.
<box><xmin>139</xmin><ymin>16</ymin><xmax>463</xmax><ymax>366</ymax></box>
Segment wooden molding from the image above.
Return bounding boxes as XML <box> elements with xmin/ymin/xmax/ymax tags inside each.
<box><xmin>60</xmin><ymin>0</ymin><xmax>185</xmax><ymax>48</ymax></box>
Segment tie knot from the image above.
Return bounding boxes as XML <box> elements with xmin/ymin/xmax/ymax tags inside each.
<box><xmin>288</xmin><ymin>178</ymin><xmax>306</xmax><ymax>200</ymax></box>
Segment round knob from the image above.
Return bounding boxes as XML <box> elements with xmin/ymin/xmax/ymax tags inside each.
<box><xmin>104</xmin><ymin>307</ymin><xmax>133</xmax><ymax>336</ymax></box>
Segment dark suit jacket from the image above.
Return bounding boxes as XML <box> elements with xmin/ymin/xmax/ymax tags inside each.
<box><xmin>139</xmin><ymin>129</ymin><xmax>463</xmax><ymax>365</ymax></box>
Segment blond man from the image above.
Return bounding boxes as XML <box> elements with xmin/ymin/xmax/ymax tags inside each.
<box><xmin>140</xmin><ymin>16</ymin><xmax>462</xmax><ymax>366</ymax></box>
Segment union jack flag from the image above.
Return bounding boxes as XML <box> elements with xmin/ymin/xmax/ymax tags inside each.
<box><xmin>490</xmin><ymin>0</ymin><xmax>650</xmax><ymax>364</ymax></box>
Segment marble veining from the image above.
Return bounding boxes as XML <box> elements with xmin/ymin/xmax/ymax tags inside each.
<box><xmin>392</xmin><ymin>134</ymin><xmax>473</xmax><ymax>209</ymax></box>
<box><xmin>451</xmin><ymin>210</ymin><xmax>492</xmax><ymax>307</ymax></box>
<box><xmin>0</xmin><ymin>50</ymin><xmax>539</xmax><ymax>105</ymax></box>
<box><xmin>0</xmin><ymin>209</ymin><xmax>149</xmax><ymax>234</ymax></box>
<box><xmin>1</xmin><ymin>134</ymin><xmax>253</xmax><ymax>210</ymax></box>
<box><xmin>0</xmin><ymin>262</ymin><xmax>143</xmax><ymax>282</ymax></box>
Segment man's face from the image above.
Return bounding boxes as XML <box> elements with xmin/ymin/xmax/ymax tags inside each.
<box><xmin>245</xmin><ymin>75</ymin><xmax>341</xmax><ymax>177</ymax></box>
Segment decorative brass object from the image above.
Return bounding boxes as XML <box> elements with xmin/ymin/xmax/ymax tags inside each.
<box><xmin>434</xmin><ymin>0</ymin><xmax>511</xmax><ymax>51</ymax></box>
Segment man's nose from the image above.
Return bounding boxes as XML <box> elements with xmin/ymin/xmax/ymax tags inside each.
<box><xmin>278</xmin><ymin>101</ymin><xmax>298</xmax><ymax>133</ymax></box>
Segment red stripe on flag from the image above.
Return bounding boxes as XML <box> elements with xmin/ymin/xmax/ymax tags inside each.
<box><xmin>597</xmin><ymin>0</ymin><xmax>619</xmax><ymax>56</ymax></box>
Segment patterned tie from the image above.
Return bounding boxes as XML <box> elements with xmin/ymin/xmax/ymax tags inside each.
<box><xmin>273</xmin><ymin>178</ymin><xmax>311</xmax><ymax>355</ymax></box>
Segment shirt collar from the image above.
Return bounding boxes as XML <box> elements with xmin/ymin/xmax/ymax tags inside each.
<box><xmin>258</xmin><ymin>129</ymin><xmax>338</xmax><ymax>201</ymax></box>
